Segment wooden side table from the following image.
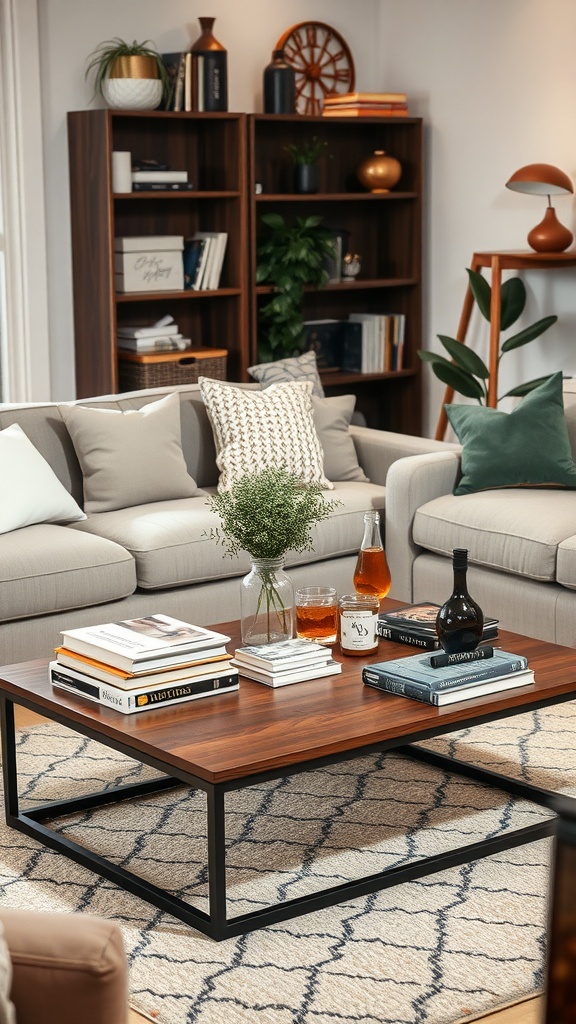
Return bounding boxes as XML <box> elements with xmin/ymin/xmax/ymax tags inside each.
<box><xmin>435</xmin><ymin>249</ymin><xmax>576</xmax><ymax>440</ymax></box>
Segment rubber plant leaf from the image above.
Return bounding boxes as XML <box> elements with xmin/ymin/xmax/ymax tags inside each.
<box><xmin>501</xmin><ymin>373</ymin><xmax>555</xmax><ymax>399</ymax></box>
<box><xmin>437</xmin><ymin>334</ymin><xmax>490</xmax><ymax>378</ymax></box>
<box><xmin>499</xmin><ymin>276</ymin><xmax>526</xmax><ymax>331</ymax></box>
<box><xmin>466</xmin><ymin>268</ymin><xmax>491</xmax><ymax>321</ymax></box>
<box><xmin>418</xmin><ymin>351</ymin><xmax>485</xmax><ymax>399</ymax></box>
<box><xmin>501</xmin><ymin>315</ymin><xmax>558</xmax><ymax>352</ymax></box>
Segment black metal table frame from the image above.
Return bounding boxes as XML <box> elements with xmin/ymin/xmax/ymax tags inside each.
<box><xmin>1</xmin><ymin>689</ymin><xmax>574</xmax><ymax>941</ymax></box>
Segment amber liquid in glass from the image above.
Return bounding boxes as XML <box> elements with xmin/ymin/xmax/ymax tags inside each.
<box><xmin>296</xmin><ymin>604</ymin><xmax>338</xmax><ymax>643</ymax></box>
<box><xmin>353</xmin><ymin>547</ymin><xmax>392</xmax><ymax>600</ymax></box>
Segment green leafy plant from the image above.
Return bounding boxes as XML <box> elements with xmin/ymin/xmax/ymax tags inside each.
<box><xmin>256</xmin><ymin>213</ymin><xmax>336</xmax><ymax>361</ymax></box>
<box><xmin>284</xmin><ymin>136</ymin><xmax>330</xmax><ymax>165</ymax></box>
<box><xmin>206</xmin><ymin>467</ymin><xmax>340</xmax><ymax>560</ymax></box>
<box><xmin>85</xmin><ymin>38</ymin><xmax>170</xmax><ymax>98</ymax></box>
<box><xmin>418</xmin><ymin>268</ymin><xmax>558</xmax><ymax>403</ymax></box>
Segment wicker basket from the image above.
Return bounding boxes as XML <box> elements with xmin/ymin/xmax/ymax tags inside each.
<box><xmin>118</xmin><ymin>348</ymin><xmax>227</xmax><ymax>391</ymax></box>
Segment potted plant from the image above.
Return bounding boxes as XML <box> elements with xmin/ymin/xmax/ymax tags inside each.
<box><xmin>85</xmin><ymin>38</ymin><xmax>170</xmax><ymax>110</ymax></box>
<box><xmin>285</xmin><ymin>135</ymin><xmax>330</xmax><ymax>194</ymax></box>
<box><xmin>256</xmin><ymin>212</ymin><xmax>336</xmax><ymax>361</ymax></box>
<box><xmin>206</xmin><ymin>467</ymin><xmax>340</xmax><ymax>644</ymax></box>
<box><xmin>419</xmin><ymin>268</ymin><xmax>558</xmax><ymax>403</ymax></box>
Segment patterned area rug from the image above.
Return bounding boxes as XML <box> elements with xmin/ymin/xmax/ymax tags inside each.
<box><xmin>1</xmin><ymin>700</ymin><xmax>576</xmax><ymax>1024</ymax></box>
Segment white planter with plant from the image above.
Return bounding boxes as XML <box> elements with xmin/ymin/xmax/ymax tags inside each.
<box><xmin>85</xmin><ymin>38</ymin><xmax>169</xmax><ymax>110</ymax></box>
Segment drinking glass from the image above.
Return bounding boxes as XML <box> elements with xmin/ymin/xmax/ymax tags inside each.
<box><xmin>295</xmin><ymin>586</ymin><xmax>338</xmax><ymax>644</ymax></box>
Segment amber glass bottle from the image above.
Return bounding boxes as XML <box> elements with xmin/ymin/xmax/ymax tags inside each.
<box><xmin>436</xmin><ymin>548</ymin><xmax>483</xmax><ymax>653</ymax></box>
<box><xmin>353</xmin><ymin>510</ymin><xmax>391</xmax><ymax>602</ymax></box>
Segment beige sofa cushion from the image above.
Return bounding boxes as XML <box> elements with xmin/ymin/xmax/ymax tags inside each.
<box><xmin>71</xmin><ymin>482</ymin><xmax>386</xmax><ymax>590</ymax></box>
<box><xmin>0</xmin><ymin>524</ymin><xmax>136</xmax><ymax>621</ymax></box>
<box><xmin>413</xmin><ymin>489</ymin><xmax>576</xmax><ymax>582</ymax></box>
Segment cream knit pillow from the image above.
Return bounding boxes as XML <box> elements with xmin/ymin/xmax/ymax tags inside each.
<box><xmin>199</xmin><ymin>378</ymin><xmax>331</xmax><ymax>492</ymax></box>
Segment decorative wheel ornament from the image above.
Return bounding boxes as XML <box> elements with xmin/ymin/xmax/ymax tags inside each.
<box><xmin>275</xmin><ymin>22</ymin><xmax>355</xmax><ymax>115</ymax></box>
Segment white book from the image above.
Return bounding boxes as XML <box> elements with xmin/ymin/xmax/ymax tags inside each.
<box><xmin>348</xmin><ymin>314</ymin><xmax>376</xmax><ymax>373</ymax></box>
<box><xmin>209</xmin><ymin>233</ymin><xmax>228</xmax><ymax>289</ymax></box>
<box><xmin>50</xmin><ymin>662</ymin><xmax>239</xmax><ymax>714</ymax></box>
<box><xmin>117</xmin><ymin>318</ymin><xmax>178</xmax><ymax>339</ymax></box>
<box><xmin>192</xmin><ymin>232</ymin><xmax>222</xmax><ymax>290</ymax></box>
<box><xmin>60</xmin><ymin>615</ymin><xmax>230</xmax><ymax>673</ymax></box>
<box><xmin>131</xmin><ymin>171</ymin><xmax>188</xmax><ymax>183</ymax></box>
<box><xmin>117</xmin><ymin>334</ymin><xmax>186</xmax><ymax>351</ymax></box>
<box><xmin>114</xmin><ymin>236</ymin><xmax>184</xmax><ymax>253</ymax></box>
<box><xmin>233</xmin><ymin>638</ymin><xmax>331</xmax><ymax>670</ymax></box>
<box><xmin>184</xmin><ymin>52</ymin><xmax>193</xmax><ymax>111</ymax></box>
<box><xmin>55</xmin><ymin>647</ymin><xmax>233</xmax><ymax>688</ymax></box>
<box><xmin>232</xmin><ymin>659</ymin><xmax>342</xmax><ymax>687</ymax></box>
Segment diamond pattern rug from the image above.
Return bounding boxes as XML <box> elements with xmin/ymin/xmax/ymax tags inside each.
<box><xmin>1</xmin><ymin>699</ymin><xmax>575</xmax><ymax>1024</ymax></box>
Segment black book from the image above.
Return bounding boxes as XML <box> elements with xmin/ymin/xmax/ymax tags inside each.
<box><xmin>131</xmin><ymin>182</ymin><xmax>195</xmax><ymax>192</ymax></box>
<box><xmin>377</xmin><ymin>621</ymin><xmax>499</xmax><ymax>650</ymax></box>
<box><xmin>379</xmin><ymin>602</ymin><xmax>498</xmax><ymax>635</ymax></box>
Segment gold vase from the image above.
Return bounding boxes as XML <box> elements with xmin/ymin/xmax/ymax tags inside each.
<box><xmin>356</xmin><ymin>149</ymin><xmax>402</xmax><ymax>193</ymax></box>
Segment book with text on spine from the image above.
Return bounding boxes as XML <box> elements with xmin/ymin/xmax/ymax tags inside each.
<box><xmin>378</xmin><ymin>602</ymin><xmax>499</xmax><ymax>636</ymax></box>
<box><xmin>377</xmin><ymin>622</ymin><xmax>499</xmax><ymax>650</ymax></box>
<box><xmin>362</xmin><ymin>647</ymin><xmax>529</xmax><ymax>693</ymax></box>
<box><xmin>54</xmin><ymin>646</ymin><xmax>232</xmax><ymax>689</ymax></box>
<box><xmin>233</xmin><ymin>638</ymin><xmax>331</xmax><ymax>671</ymax></box>
<box><xmin>50</xmin><ymin>662</ymin><xmax>239</xmax><ymax>714</ymax></box>
<box><xmin>363</xmin><ymin>667</ymin><xmax>534</xmax><ymax>705</ymax></box>
<box><xmin>232</xmin><ymin>658</ymin><xmax>342</xmax><ymax>688</ymax></box>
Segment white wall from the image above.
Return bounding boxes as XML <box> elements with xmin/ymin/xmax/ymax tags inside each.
<box><xmin>35</xmin><ymin>0</ymin><xmax>576</xmax><ymax>436</ymax></box>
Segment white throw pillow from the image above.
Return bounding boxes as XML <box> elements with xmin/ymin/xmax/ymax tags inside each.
<box><xmin>60</xmin><ymin>393</ymin><xmax>198</xmax><ymax>514</ymax></box>
<box><xmin>199</xmin><ymin>377</ymin><xmax>331</xmax><ymax>492</ymax></box>
<box><xmin>0</xmin><ymin>423</ymin><xmax>86</xmax><ymax>535</ymax></box>
<box><xmin>248</xmin><ymin>350</ymin><xmax>325</xmax><ymax>397</ymax></box>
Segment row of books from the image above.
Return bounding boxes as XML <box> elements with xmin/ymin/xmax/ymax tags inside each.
<box><xmin>343</xmin><ymin>313</ymin><xmax>406</xmax><ymax>373</ymax></box>
<box><xmin>117</xmin><ymin>315</ymin><xmax>192</xmax><ymax>353</ymax></box>
<box><xmin>161</xmin><ymin>51</ymin><xmax>225</xmax><ymax>113</ymax></box>
<box><xmin>183</xmin><ymin>232</ymin><xmax>228</xmax><ymax>290</ymax></box>
<box><xmin>322</xmin><ymin>91</ymin><xmax>409</xmax><ymax>119</ymax></box>
<box><xmin>231</xmin><ymin>638</ymin><xmax>342</xmax><ymax>687</ymax></box>
<box><xmin>50</xmin><ymin>615</ymin><xmax>238</xmax><ymax>714</ymax></box>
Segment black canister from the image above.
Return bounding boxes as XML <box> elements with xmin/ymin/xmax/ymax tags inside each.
<box><xmin>263</xmin><ymin>49</ymin><xmax>295</xmax><ymax>114</ymax></box>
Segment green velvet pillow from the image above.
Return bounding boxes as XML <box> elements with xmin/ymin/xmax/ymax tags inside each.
<box><xmin>445</xmin><ymin>372</ymin><xmax>576</xmax><ymax>495</ymax></box>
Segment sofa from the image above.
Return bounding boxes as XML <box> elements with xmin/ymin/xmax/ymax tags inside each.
<box><xmin>386</xmin><ymin>377</ymin><xmax>576</xmax><ymax>647</ymax></box>
<box><xmin>0</xmin><ymin>908</ymin><xmax>127</xmax><ymax>1024</ymax></box>
<box><xmin>0</xmin><ymin>381</ymin><xmax>453</xmax><ymax>666</ymax></box>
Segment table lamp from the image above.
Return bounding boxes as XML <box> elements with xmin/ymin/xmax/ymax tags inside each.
<box><xmin>505</xmin><ymin>163</ymin><xmax>574</xmax><ymax>252</ymax></box>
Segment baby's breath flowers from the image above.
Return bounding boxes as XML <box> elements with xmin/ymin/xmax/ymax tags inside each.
<box><xmin>206</xmin><ymin>467</ymin><xmax>340</xmax><ymax>560</ymax></box>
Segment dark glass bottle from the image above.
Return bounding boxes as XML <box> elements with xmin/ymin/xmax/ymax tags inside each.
<box><xmin>436</xmin><ymin>548</ymin><xmax>483</xmax><ymax>653</ymax></box>
<box><xmin>191</xmin><ymin>17</ymin><xmax>228</xmax><ymax>112</ymax></box>
<box><xmin>263</xmin><ymin>49</ymin><xmax>295</xmax><ymax>114</ymax></box>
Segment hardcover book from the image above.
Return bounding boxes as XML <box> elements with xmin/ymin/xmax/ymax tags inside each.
<box><xmin>378</xmin><ymin>602</ymin><xmax>499</xmax><ymax>636</ymax></box>
<box><xmin>363</xmin><ymin>667</ymin><xmax>534</xmax><ymax>705</ymax></box>
<box><xmin>54</xmin><ymin>646</ymin><xmax>232</xmax><ymax>689</ymax></box>
<box><xmin>233</xmin><ymin>638</ymin><xmax>331</xmax><ymax>671</ymax></box>
<box><xmin>232</xmin><ymin>659</ymin><xmax>342</xmax><ymax>687</ymax></box>
<box><xmin>362</xmin><ymin>647</ymin><xmax>528</xmax><ymax>692</ymax></box>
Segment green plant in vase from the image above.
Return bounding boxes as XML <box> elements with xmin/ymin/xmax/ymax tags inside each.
<box><xmin>256</xmin><ymin>213</ymin><xmax>336</xmax><ymax>362</ymax></box>
<box><xmin>206</xmin><ymin>467</ymin><xmax>340</xmax><ymax>644</ymax></box>
<box><xmin>284</xmin><ymin>135</ymin><xmax>331</xmax><ymax>194</ymax></box>
<box><xmin>85</xmin><ymin>38</ymin><xmax>170</xmax><ymax>109</ymax></box>
<box><xmin>418</xmin><ymin>268</ymin><xmax>557</xmax><ymax>403</ymax></box>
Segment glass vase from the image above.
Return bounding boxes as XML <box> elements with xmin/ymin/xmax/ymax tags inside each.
<box><xmin>240</xmin><ymin>556</ymin><xmax>294</xmax><ymax>645</ymax></box>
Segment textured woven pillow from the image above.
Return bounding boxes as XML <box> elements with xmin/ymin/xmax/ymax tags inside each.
<box><xmin>248</xmin><ymin>350</ymin><xmax>325</xmax><ymax>398</ymax></box>
<box><xmin>60</xmin><ymin>393</ymin><xmax>198</xmax><ymax>514</ymax></box>
<box><xmin>199</xmin><ymin>377</ymin><xmax>331</xmax><ymax>491</ymax></box>
<box><xmin>312</xmin><ymin>394</ymin><xmax>369</xmax><ymax>482</ymax></box>
<box><xmin>0</xmin><ymin>422</ymin><xmax>86</xmax><ymax>534</ymax></box>
<box><xmin>445</xmin><ymin>371</ymin><xmax>576</xmax><ymax>495</ymax></box>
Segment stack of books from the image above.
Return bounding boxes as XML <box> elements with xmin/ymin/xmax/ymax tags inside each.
<box><xmin>322</xmin><ymin>92</ymin><xmax>409</xmax><ymax>118</ymax></box>
<box><xmin>363</xmin><ymin>647</ymin><xmax>533</xmax><ymax>706</ymax></box>
<box><xmin>377</xmin><ymin>602</ymin><xmax>499</xmax><ymax>650</ymax></box>
<box><xmin>117</xmin><ymin>315</ymin><xmax>191</xmax><ymax>354</ymax></box>
<box><xmin>49</xmin><ymin>614</ymin><xmax>238</xmax><ymax>714</ymax></box>
<box><xmin>343</xmin><ymin>313</ymin><xmax>405</xmax><ymax>373</ymax></box>
<box><xmin>183</xmin><ymin>232</ymin><xmax>228</xmax><ymax>290</ymax></box>
<box><xmin>131</xmin><ymin>159</ymin><xmax>193</xmax><ymax>192</ymax></box>
<box><xmin>231</xmin><ymin>638</ymin><xmax>342</xmax><ymax>687</ymax></box>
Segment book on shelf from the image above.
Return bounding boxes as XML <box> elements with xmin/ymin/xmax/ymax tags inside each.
<box><xmin>344</xmin><ymin>314</ymin><xmax>406</xmax><ymax>374</ymax></box>
<box><xmin>232</xmin><ymin>658</ymin><xmax>342</xmax><ymax>688</ymax></box>
<box><xmin>362</xmin><ymin>646</ymin><xmax>528</xmax><ymax>695</ymax></box>
<box><xmin>132</xmin><ymin>181</ymin><xmax>195</xmax><ymax>192</ymax></box>
<box><xmin>303</xmin><ymin>319</ymin><xmax>357</xmax><ymax>371</ymax></box>
<box><xmin>323</xmin><ymin>101</ymin><xmax>408</xmax><ymax>111</ymax></box>
<box><xmin>322</xmin><ymin>109</ymin><xmax>410</xmax><ymax>118</ymax></box>
<box><xmin>117</xmin><ymin>336</ymin><xmax>190</xmax><ymax>353</ymax></box>
<box><xmin>233</xmin><ymin>638</ymin><xmax>332</xmax><ymax>671</ymax></box>
<box><xmin>189</xmin><ymin>232</ymin><xmax>228</xmax><ymax>290</ymax></box>
<box><xmin>114</xmin><ymin>236</ymin><xmax>184</xmax><ymax>254</ymax></box>
<box><xmin>363</xmin><ymin>666</ymin><xmax>534</xmax><ymax>706</ymax></box>
<box><xmin>377</xmin><ymin>622</ymin><xmax>498</xmax><ymax>650</ymax></box>
<box><xmin>60</xmin><ymin>615</ymin><xmax>230</xmax><ymax>673</ymax></box>
<box><xmin>131</xmin><ymin>170</ymin><xmax>189</xmax><ymax>183</ymax></box>
<box><xmin>50</xmin><ymin>661</ymin><xmax>239</xmax><ymax>714</ymax></box>
<box><xmin>323</xmin><ymin>91</ymin><xmax>408</xmax><ymax>104</ymax></box>
<box><xmin>183</xmin><ymin>237</ymin><xmax>209</xmax><ymax>290</ymax></box>
<box><xmin>161</xmin><ymin>52</ymin><xmax>186</xmax><ymax>110</ymax></box>
<box><xmin>117</xmin><ymin>317</ymin><xmax>179</xmax><ymax>339</ymax></box>
<box><xmin>54</xmin><ymin>646</ymin><xmax>232</xmax><ymax>688</ymax></box>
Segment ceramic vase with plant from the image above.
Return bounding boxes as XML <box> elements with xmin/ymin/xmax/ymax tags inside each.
<box><xmin>206</xmin><ymin>467</ymin><xmax>340</xmax><ymax>644</ymax></box>
<box><xmin>85</xmin><ymin>38</ymin><xmax>169</xmax><ymax>110</ymax></box>
<box><xmin>285</xmin><ymin>135</ymin><xmax>330</xmax><ymax>194</ymax></box>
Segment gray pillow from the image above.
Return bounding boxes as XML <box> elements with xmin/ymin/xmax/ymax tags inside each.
<box><xmin>248</xmin><ymin>350</ymin><xmax>325</xmax><ymax>398</ymax></box>
<box><xmin>312</xmin><ymin>395</ymin><xmax>370</xmax><ymax>483</ymax></box>
<box><xmin>60</xmin><ymin>393</ymin><xmax>198</xmax><ymax>514</ymax></box>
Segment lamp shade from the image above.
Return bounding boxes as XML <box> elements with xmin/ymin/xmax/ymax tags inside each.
<box><xmin>506</xmin><ymin>163</ymin><xmax>574</xmax><ymax>196</ymax></box>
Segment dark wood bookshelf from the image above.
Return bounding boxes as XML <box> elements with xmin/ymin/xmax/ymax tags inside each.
<box><xmin>248</xmin><ymin>113</ymin><xmax>423</xmax><ymax>432</ymax></box>
<box><xmin>67</xmin><ymin>109</ymin><xmax>248</xmax><ymax>396</ymax></box>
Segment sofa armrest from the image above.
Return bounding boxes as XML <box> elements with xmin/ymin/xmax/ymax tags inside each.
<box><xmin>385</xmin><ymin>449</ymin><xmax>462</xmax><ymax>602</ymax></box>
<box><xmin>350</xmin><ymin>425</ymin><xmax>459</xmax><ymax>487</ymax></box>
<box><xmin>0</xmin><ymin>909</ymin><xmax>128</xmax><ymax>1024</ymax></box>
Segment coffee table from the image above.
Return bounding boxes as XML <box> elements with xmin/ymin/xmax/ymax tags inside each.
<box><xmin>1</xmin><ymin>612</ymin><xmax>576</xmax><ymax>941</ymax></box>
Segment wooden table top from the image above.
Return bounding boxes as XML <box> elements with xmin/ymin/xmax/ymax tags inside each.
<box><xmin>2</xmin><ymin>609</ymin><xmax>576</xmax><ymax>785</ymax></box>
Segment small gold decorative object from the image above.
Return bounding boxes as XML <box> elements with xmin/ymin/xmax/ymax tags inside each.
<box><xmin>356</xmin><ymin>149</ymin><xmax>402</xmax><ymax>193</ymax></box>
<box><xmin>341</xmin><ymin>252</ymin><xmax>361</xmax><ymax>281</ymax></box>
